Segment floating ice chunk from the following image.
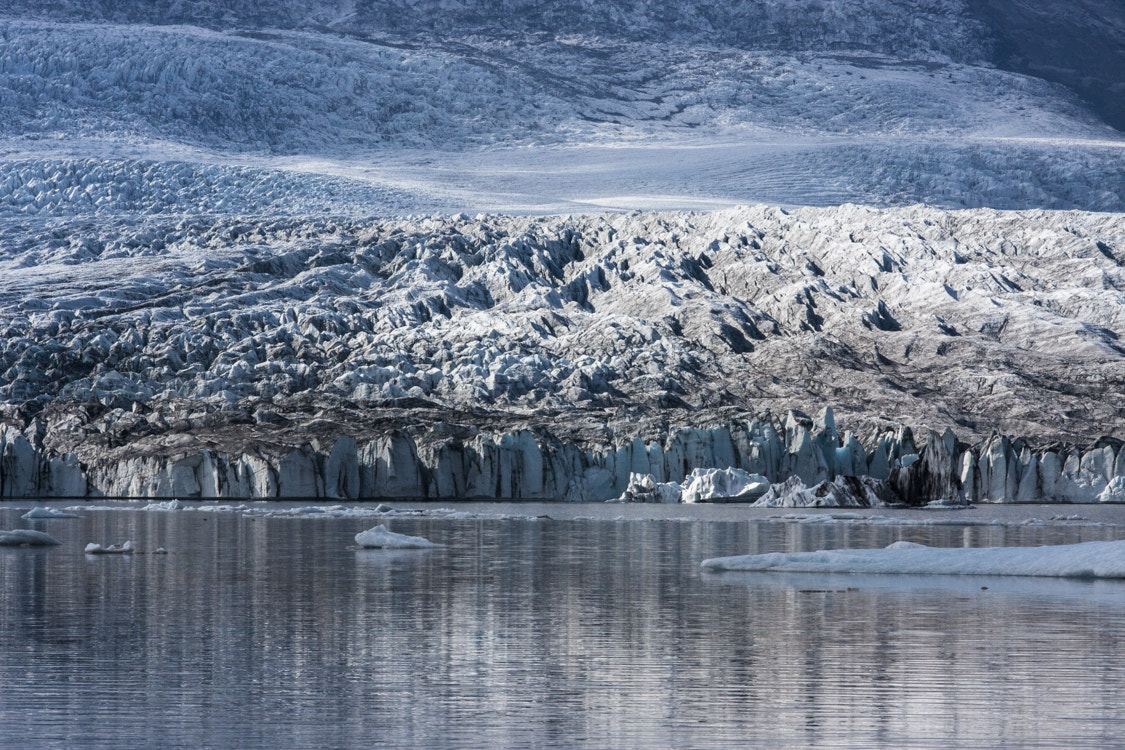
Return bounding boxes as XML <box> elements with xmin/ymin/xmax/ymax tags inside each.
<box><xmin>753</xmin><ymin>475</ymin><xmax>898</xmax><ymax>507</ymax></box>
<box><xmin>702</xmin><ymin>539</ymin><xmax>1125</xmax><ymax>578</ymax></box>
<box><xmin>613</xmin><ymin>473</ymin><xmax>683</xmax><ymax>503</ymax></box>
<box><xmin>681</xmin><ymin>468</ymin><xmax>770</xmax><ymax>503</ymax></box>
<box><xmin>141</xmin><ymin>500</ymin><xmax>186</xmax><ymax>511</ymax></box>
<box><xmin>21</xmin><ymin>507</ymin><xmax>84</xmax><ymax>519</ymax></box>
<box><xmin>925</xmin><ymin>497</ymin><xmax>973</xmax><ymax>509</ymax></box>
<box><xmin>84</xmin><ymin>541</ymin><xmax>136</xmax><ymax>554</ymax></box>
<box><xmin>0</xmin><ymin>529</ymin><xmax>61</xmax><ymax>546</ymax></box>
<box><xmin>354</xmin><ymin>524</ymin><xmax>440</xmax><ymax>549</ymax></box>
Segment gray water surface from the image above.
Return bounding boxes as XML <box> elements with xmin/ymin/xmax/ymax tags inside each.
<box><xmin>3</xmin><ymin>504</ymin><xmax>1125</xmax><ymax>749</ymax></box>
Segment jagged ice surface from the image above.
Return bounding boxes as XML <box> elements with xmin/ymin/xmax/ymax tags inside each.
<box><xmin>2</xmin><ymin>2</ymin><xmax>1125</xmax><ymax>501</ymax></box>
<box><xmin>1</xmin><ymin>206</ymin><xmax>1124</xmax><ymax>502</ymax></box>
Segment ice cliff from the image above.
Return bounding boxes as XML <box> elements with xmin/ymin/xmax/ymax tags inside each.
<box><xmin>7</xmin><ymin>405</ymin><xmax>1125</xmax><ymax>504</ymax></box>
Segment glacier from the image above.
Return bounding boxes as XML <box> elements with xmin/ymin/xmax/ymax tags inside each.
<box><xmin>1</xmin><ymin>206</ymin><xmax>1124</xmax><ymax>503</ymax></box>
<box><xmin>0</xmin><ymin>2</ymin><xmax>1123</xmax><ymax>503</ymax></box>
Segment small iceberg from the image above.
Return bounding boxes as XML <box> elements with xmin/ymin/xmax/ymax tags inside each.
<box><xmin>753</xmin><ymin>475</ymin><xmax>899</xmax><ymax>507</ymax></box>
<box><xmin>683</xmin><ymin>468</ymin><xmax>771</xmax><ymax>503</ymax></box>
<box><xmin>84</xmin><ymin>541</ymin><xmax>136</xmax><ymax>554</ymax></box>
<box><xmin>0</xmin><ymin>529</ymin><xmax>61</xmax><ymax>546</ymax></box>
<box><xmin>701</xmin><ymin>539</ymin><xmax>1125</xmax><ymax>579</ymax></box>
<box><xmin>354</xmin><ymin>525</ymin><xmax>440</xmax><ymax>549</ymax></box>
<box><xmin>141</xmin><ymin>499</ymin><xmax>186</xmax><ymax>511</ymax></box>
<box><xmin>612</xmin><ymin>472</ymin><xmax>683</xmax><ymax>503</ymax></box>
<box><xmin>21</xmin><ymin>507</ymin><xmax>84</xmax><ymax>519</ymax></box>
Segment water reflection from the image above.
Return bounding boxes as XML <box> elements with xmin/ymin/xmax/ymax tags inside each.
<box><xmin>1</xmin><ymin>509</ymin><xmax>1124</xmax><ymax>748</ymax></box>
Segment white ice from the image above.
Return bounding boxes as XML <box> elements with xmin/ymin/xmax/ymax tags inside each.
<box><xmin>681</xmin><ymin>468</ymin><xmax>771</xmax><ymax>503</ymax></box>
<box><xmin>21</xmin><ymin>507</ymin><xmax>84</xmax><ymax>519</ymax></box>
<box><xmin>354</xmin><ymin>524</ymin><xmax>440</xmax><ymax>549</ymax></box>
<box><xmin>701</xmin><ymin>540</ymin><xmax>1125</xmax><ymax>578</ymax></box>
<box><xmin>84</xmin><ymin>541</ymin><xmax>136</xmax><ymax>554</ymax></box>
<box><xmin>140</xmin><ymin>500</ymin><xmax>187</xmax><ymax>511</ymax></box>
<box><xmin>0</xmin><ymin>529</ymin><xmax>61</xmax><ymax>546</ymax></box>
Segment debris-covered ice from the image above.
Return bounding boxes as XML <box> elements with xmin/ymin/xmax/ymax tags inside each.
<box><xmin>753</xmin><ymin>475</ymin><xmax>901</xmax><ymax>507</ymax></box>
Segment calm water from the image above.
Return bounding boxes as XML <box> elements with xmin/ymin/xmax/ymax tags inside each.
<box><xmin>3</xmin><ymin>503</ymin><xmax>1125</xmax><ymax>749</ymax></box>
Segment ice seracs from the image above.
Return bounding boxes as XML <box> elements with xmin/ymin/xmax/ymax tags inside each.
<box><xmin>354</xmin><ymin>525</ymin><xmax>440</xmax><ymax>549</ymax></box>
<box><xmin>701</xmin><ymin>540</ymin><xmax>1125</xmax><ymax>578</ymax></box>
<box><xmin>1</xmin><ymin>205</ymin><xmax>1122</xmax><ymax>504</ymax></box>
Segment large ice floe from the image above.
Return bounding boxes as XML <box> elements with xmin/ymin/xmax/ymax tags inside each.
<box><xmin>354</xmin><ymin>525</ymin><xmax>440</xmax><ymax>549</ymax></box>
<box><xmin>701</xmin><ymin>540</ymin><xmax>1125</xmax><ymax>578</ymax></box>
<box><xmin>0</xmin><ymin>529</ymin><xmax>61</xmax><ymax>546</ymax></box>
<box><xmin>21</xmin><ymin>507</ymin><xmax>83</xmax><ymax>519</ymax></box>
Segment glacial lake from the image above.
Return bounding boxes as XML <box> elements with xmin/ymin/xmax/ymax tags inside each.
<box><xmin>3</xmin><ymin>502</ymin><xmax>1125</xmax><ymax>749</ymax></box>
